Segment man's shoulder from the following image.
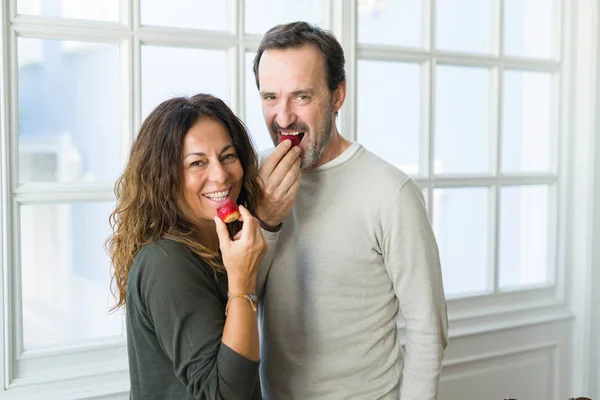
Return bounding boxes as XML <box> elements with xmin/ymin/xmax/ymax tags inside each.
<box><xmin>354</xmin><ymin>146</ymin><xmax>412</xmax><ymax>190</ymax></box>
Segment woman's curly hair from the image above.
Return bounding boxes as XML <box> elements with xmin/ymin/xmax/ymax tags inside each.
<box><xmin>106</xmin><ymin>94</ymin><xmax>262</xmax><ymax>310</ymax></box>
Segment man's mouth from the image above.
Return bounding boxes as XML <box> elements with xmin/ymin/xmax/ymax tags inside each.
<box><xmin>279</xmin><ymin>131</ymin><xmax>305</xmax><ymax>147</ymax></box>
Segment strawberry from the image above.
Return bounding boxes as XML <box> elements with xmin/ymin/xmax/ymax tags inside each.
<box><xmin>217</xmin><ymin>199</ymin><xmax>240</xmax><ymax>223</ymax></box>
<box><xmin>280</xmin><ymin>133</ymin><xmax>302</xmax><ymax>147</ymax></box>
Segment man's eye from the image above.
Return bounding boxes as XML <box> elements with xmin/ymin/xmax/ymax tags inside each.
<box><xmin>298</xmin><ymin>95</ymin><xmax>309</xmax><ymax>100</ymax></box>
<box><xmin>263</xmin><ymin>95</ymin><xmax>275</xmax><ymax>101</ymax></box>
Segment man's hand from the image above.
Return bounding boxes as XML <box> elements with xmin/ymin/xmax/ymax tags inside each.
<box><xmin>255</xmin><ymin>139</ymin><xmax>302</xmax><ymax>227</ymax></box>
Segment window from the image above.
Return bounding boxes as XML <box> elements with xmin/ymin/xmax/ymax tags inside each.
<box><xmin>0</xmin><ymin>0</ymin><xmax>568</xmax><ymax>398</ymax></box>
<box><xmin>354</xmin><ymin>0</ymin><xmax>562</xmax><ymax>300</ymax></box>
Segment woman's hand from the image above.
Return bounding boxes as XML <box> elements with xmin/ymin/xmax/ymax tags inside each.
<box><xmin>214</xmin><ymin>205</ymin><xmax>267</xmax><ymax>294</ymax></box>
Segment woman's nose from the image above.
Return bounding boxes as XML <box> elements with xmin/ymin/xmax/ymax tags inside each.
<box><xmin>208</xmin><ymin>162</ymin><xmax>228</xmax><ymax>182</ymax></box>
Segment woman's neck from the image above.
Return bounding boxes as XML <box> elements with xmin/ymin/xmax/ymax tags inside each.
<box><xmin>195</xmin><ymin>220</ymin><xmax>220</xmax><ymax>253</ymax></box>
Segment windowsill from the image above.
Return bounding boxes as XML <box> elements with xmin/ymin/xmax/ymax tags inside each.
<box><xmin>397</xmin><ymin>285</ymin><xmax>572</xmax><ymax>339</ymax></box>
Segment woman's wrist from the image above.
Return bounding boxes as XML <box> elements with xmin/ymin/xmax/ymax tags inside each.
<box><xmin>227</xmin><ymin>276</ymin><xmax>256</xmax><ymax>294</ymax></box>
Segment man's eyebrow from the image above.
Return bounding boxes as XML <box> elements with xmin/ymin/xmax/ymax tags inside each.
<box><xmin>260</xmin><ymin>89</ymin><xmax>315</xmax><ymax>97</ymax></box>
<box><xmin>290</xmin><ymin>89</ymin><xmax>314</xmax><ymax>96</ymax></box>
<box><xmin>183</xmin><ymin>144</ymin><xmax>235</xmax><ymax>160</ymax></box>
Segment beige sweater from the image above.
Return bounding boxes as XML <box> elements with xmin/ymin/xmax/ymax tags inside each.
<box><xmin>257</xmin><ymin>143</ymin><xmax>448</xmax><ymax>400</ymax></box>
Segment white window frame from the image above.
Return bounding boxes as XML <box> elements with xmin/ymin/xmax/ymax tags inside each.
<box><xmin>567</xmin><ymin>0</ymin><xmax>600</xmax><ymax>397</ymax></box>
<box><xmin>0</xmin><ymin>0</ymin><xmax>587</xmax><ymax>398</ymax></box>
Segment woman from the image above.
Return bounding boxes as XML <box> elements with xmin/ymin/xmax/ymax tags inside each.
<box><xmin>106</xmin><ymin>94</ymin><xmax>266</xmax><ymax>399</ymax></box>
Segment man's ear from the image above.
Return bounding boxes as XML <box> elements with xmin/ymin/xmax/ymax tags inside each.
<box><xmin>332</xmin><ymin>81</ymin><xmax>346</xmax><ymax>113</ymax></box>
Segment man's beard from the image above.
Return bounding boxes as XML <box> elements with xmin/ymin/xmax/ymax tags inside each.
<box><xmin>300</xmin><ymin>109</ymin><xmax>333</xmax><ymax>169</ymax></box>
<box><xmin>270</xmin><ymin>103</ymin><xmax>334</xmax><ymax>170</ymax></box>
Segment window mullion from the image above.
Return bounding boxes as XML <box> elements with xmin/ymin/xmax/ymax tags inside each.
<box><xmin>1</xmin><ymin>0</ymin><xmax>13</xmax><ymax>391</ymax></box>
<box><xmin>121</xmin><ymin>37</ymin><xmax>134</xmax><ymax>172</ymax></box>
<box><xmin>332</xmin><ymin>0</ymin><xmax>356</xmax><ymax>141</ymax></box>
<box><xmin>427</xmin><ymin>0</ymin><xmax>436</xmax><ymax>221</ymax></box>
<box><xmin>231</xmin><ymin>0</ymin><xmax>243</xmax><ymax>116</ymax></box>
<box><xmin>492</xmin><ymin>0</ymin><xmax>505</xmax><ymax>293</ymax></box>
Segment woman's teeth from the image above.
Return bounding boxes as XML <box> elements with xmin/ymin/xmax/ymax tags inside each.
<box><xmin>203</xmin><ymin>190</ymin><xmax>230</xmax><ymax>201</ymax></box>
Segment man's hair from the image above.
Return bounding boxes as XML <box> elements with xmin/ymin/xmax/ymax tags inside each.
<box><xmin>253</xmin><ymin>21</ymin><xmax>346</xmax><ymax>93</ymax></box>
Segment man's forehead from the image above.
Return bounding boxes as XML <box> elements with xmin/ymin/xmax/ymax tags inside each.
<box><xmin>259</xmin><ymin>46</ymin><xmax>326</xmax><ymax>88</ymax></box>
<box><xmin>260</xmin><ymin>45</ymin><xmax>323</xmax><ymax>69</ymax></box>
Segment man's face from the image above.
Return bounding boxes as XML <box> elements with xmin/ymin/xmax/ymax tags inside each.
<box><xmin>258</xmin><ymin>44</ymin><xmax>343</xmax><ymax>169</ymax></box>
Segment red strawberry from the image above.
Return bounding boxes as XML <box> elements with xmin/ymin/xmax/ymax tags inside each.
<box><xmin>280</xmin><ymin>133</ymin><xmax>302</xmax><ymax>147</ymax></box>
<box><xmin>217</xmin><ymin>199</ymin><xmax>240</xmax><ymax>223</ymax></box>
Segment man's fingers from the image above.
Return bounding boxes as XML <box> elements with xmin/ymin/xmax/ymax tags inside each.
<box><xmin>287</xmin><ymin>175</ymin><xmax>301</xmax><ymax>199</ymax></box>
<box><xmin>265</xmin><ymin>146</ymin><xmax>301</xmax><ymax>188</ymax></box>
<box><xmin>276</xmin><ymin>157</ymin><xmax>302</xmax><ymax>195</ymax></box>
<box><xmin>260</xmin><ymin>140</ymin><xmax>293</xmax><ymax>178</ymax></box>
<box><xmin>213</xmin><ymin>217</ymin><xmax>230</xmax><ymax>248</ymax></box>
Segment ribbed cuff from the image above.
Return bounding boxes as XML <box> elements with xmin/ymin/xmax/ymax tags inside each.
<box><xmin>255</xmin><ymin>216</ymin><xmax>282</xmax><ymax>232</ymax></box>
<box><xmin>218</xmin><ymin>342</ymin><xmax>260</xmax><ymax>393</ymax></box>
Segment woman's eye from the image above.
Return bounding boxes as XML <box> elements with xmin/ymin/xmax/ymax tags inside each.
<box><xmin>190</xmin><ymin>160</ymin><xmax>205</xmax><ymax>167</ymax></box>
<box><xmin>222</xmin><ymin>154</ymin><xmax>238</xmax><ymax>162</ymax></box>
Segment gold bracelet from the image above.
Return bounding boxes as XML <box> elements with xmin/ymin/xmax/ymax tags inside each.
<box><xmin>225</xmin><ymin>293</ymin><xmax>257</xmax><ymax>316</ymax></box>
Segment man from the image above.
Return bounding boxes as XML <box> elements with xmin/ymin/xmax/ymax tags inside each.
<box><xmin>252</xmin><ymin>21</ymin><xmax>448</xmax><ymax>400</ymax></box>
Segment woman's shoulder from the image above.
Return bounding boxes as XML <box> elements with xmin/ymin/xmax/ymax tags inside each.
<box><xmin>131</xmin><ymin>238</ymin><xmax>214</xmax><ymax>283</ymax></box>
<box><xmin>136</xmin><ymin>238</ymin><xmax>190</xmax><ymax>261</ymax></box>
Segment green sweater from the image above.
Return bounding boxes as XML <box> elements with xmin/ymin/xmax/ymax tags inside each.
<box><xmin>126</xmin><ymin>238</ymin><xmax>261</xmax><ymax>400</ymax></box>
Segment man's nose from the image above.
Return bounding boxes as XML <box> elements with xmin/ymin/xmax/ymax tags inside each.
<box><xmin>275</xmin><ymin>101</ymin><xmax>296</xmax><ymax>129</ymax></box>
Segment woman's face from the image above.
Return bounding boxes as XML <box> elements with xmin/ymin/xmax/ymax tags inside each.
<box><xmin>181</xmin><ymin>117</ymin><xmax>244</xmax><ymax>226</ymax></box>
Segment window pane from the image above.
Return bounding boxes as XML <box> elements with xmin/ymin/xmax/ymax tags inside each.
<box><xmin>504</xmin><ymin>0</ymin><xmax>555</xmax><ymax>59</ymax></box>
<box><xmin>357</xmin><ymin>60</ymin><xmax>421</xmax><ymax>175</ymax></box>
<box><xmin>17</xmin><ymin>0</ymin><xmax>120</xmax><ymax>22</ymax></box>
<box><xmin>358</xmin><ymin>0</ymin><xmax>422</xmax><ymax>48</ymax></box>
<box><xmin>20</xmin><ymin>202</ymin><xmax>122</xmax><ymax>349</ymax></box>
<box><xmin>18</xmin><ymin>38</ymin><xmax>120</xmax><ymax>184</ymax></box>
<box><xmin>435</xmin><ymin>65</ymin><xmax>491</xmax><ymax>174</ymax></box>
<box><xmin>436</xmin><ymin>0</ymin><xmax>493</xmax><ymax>53</ymax></box>
<box><xmin>433</xmin><ymin>187</ymin><xmax>490</xmax><ymax>296</ymax></box>
<box><xmin>245</xmin><ymin>0</ymin><xmax>329</xmax><ymax>35</ymax></box>
<box><xmin>141</xmin><ymin>46</ymin><xmax>229</xmax><ymax>121</ymax></box>
<box><xmin>141</xmin><ymin>0</ymin><xmax>228</xmax><ymax>31</ymax></box>
<box><xmin>433</xmin><ymin>188</ymin><xmax>490</xmax><ymax>295</ymax></box>
<box><xmin>502</xmin><ymin>70</ymin><xmax>553</xmax><ymax>173</ymax></box>
<box><xmin>499</xmin><ymin>185</ymin><xmax>550</xmax><ymax>288</ymax></box>
<box><xmin>244</xmin><ymin>52</ymin><xmax>273</xmax><ymax>153</ymax></box>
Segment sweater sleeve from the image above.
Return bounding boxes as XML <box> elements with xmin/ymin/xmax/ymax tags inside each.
<box><xmin>381</xmin><ymin>179</ymin><xmax>449</xmax><ymax>400</ymax></box>
<box><xmin>256</xmin><ymin>228</ymin><xmax>281</xmax><ymax>298</ymax></box>
<box><xmin>141</xmin><ymin>243</ymin><xmax>260</xmax><ymax>399</ymax></box>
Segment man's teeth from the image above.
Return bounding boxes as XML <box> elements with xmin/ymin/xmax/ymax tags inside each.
<box><xmin>204</xmin><ymin>190</ymin><xmax>230</xmax><ymax>200</ymax></box>
<box><xmin>281</xmin><ymin>131</ymin><xmax>302</xmax><ymax>136</ymax></box>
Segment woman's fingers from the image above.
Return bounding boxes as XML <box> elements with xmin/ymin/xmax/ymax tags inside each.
<box><xmin>238</xmin><ymin>205</ymin><xmax>252</xmax><ymax>220</ymax></box>
<box><xmin>213</xmin><ymin>216</ymin><xmax>230</xmax><ymax>248</ymax></box>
